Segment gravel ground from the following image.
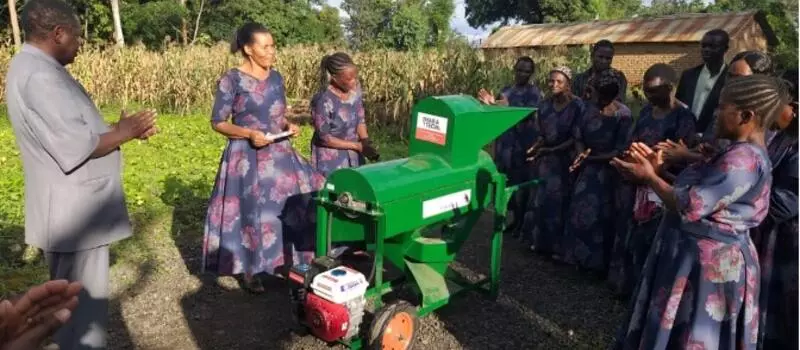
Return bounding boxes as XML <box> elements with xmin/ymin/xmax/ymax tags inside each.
<box><xmin>106</xmin><ymin>213</ymin><xmax>628</xmax><ymax>350</ymax></box>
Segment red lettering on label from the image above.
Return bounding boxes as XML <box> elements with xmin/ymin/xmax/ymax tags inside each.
<box><xmin>415</xmin><ymin>128</ymin><xmax>446</xmax><ymax>145</ymax></box>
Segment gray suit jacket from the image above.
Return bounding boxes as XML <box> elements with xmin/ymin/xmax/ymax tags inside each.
<box><xmin>5</xmin><ymin>44</ymin><xmax>132</xmax><ymax>253</ymax></box>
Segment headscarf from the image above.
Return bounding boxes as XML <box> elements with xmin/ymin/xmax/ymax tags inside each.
<box><xmin>550</xmin><ymin>66</ymin><xmax>573</xmax><ymax>81</ymax></box>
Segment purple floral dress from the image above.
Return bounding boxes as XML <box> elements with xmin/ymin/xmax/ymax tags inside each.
<box><xmin>752</xmin><ymin>130</ymin><xmax>798</xmax><ymax>350</ymax></box>
<box><xmin>310</xmin><ymin>87</ymin><xmax>366</xmax><ymax>176</ymax></box>
<box><xmin>202</xmin><ymin>69</ymin><xmax>326</xmax><ymax>278</ymax></box>
<box><xmin>614</xmin><ymin>142</ymin><xmax>770</xmax><ymax>350</ymax></box>
<box><xmin>561</xmin><ymin>102</ymin><xmax>631</xmax><ymax>271</ymax></box>
<box><xmin>521</xmin><ymin>98</ymin><xmax>584</xmax><ymax>253</ymax></box>
<box><xmin>608</xmin><ymin>105</ymin><xmax>696</xmax><ymax>296</ymax></box>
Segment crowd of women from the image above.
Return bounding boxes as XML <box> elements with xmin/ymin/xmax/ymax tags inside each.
<box><xmin>199</xmin><ymin>22</ymin><xmax>797</xmax><ymax>350</ymax></box>
<box><xmin>478</xmin><ymin>44</ymin><xmax>797</xmax><ymax>349</ymax></box>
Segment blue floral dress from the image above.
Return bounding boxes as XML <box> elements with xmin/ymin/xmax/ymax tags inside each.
<box><xmin>614</xmin><ymin>142</ymin><xmax>770</xmax><ymax>350</ymax></box>
<box><xmin>202</xmin><ymin>69</ymin><xmax>326</xmax><ymax>278</ymax></box>
<box><xmin>494</xmin><ymin>84</ymin><xmax>542</xmax><ymax>180</ymax></box>
<box><xmin>310</xmin><ymin>87</ymin><xmax>366</xmax><ymax>176</ymax></box>
<box><xmin>561</xmin><ymin>102</ymin><xmax>631</xmax><ymax>271</ymax></box>
<box><xmin>521</xmin><ymin>98</ymin><xmax>584</xmax><ymax>253</ymax></box>
<box><xmin>752</xmin><ymin>130</ymin><xmax>798</xmax><ymax>350</ymax></box>
<box><xmin>495</xmin><ymin>84</ymin><xmax>541</xmax><ymax>231</ymax></box>
<box><xmin>608</xmin><ymin>105</ymin><xmax>696</xmax><ymax>296</ymax></box>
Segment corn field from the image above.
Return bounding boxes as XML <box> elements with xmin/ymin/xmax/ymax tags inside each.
<box><xmin>0</xmin><ymin>43</ymin><xmax>590</xmax><ymax>134</ymax></box>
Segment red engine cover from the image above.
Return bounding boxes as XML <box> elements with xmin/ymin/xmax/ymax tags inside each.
<box><xmin>305</xmin><ymin>292</ymin><xmax>349</xmax><ymax>342</ymax></box>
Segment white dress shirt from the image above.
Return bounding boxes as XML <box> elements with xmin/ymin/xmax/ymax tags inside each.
<box><xmin>691</xmin><ymin>64</ymin><xmax>726</xmax><ymax>118</ymax></box>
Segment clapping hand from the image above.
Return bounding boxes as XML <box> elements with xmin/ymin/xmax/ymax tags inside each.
<box><xmin>610</xmin><ymin>142</ymin><xmax>661</xmax><ymax>182</ymax></box>
<box><xmin>525</xmin><ymin>139</ymin><xmax>545</xmax><ymax>162</ymax></box>
<box><xmin>477</xmin><ymin>88</ymin><xmax>495</xmax><ymax>105</ymax></box>
<box><xmin>697</xmin><ymin>142</ymin><xmax>719</xmax><ymax>158</ymax></box>
<box><xmin>631</xmin><ymin>142</ymin><xmax>664</xmax><ymax>172</ymax></box>
<box><xmin>569</xmin><ymin>148</ymin><xmax>591</xmax><ymax>173</ymax></box>
<box><xmin>117</xmin><ymin>109</ymin><xmax>158</xmax><ymax>141</ymax></box>
<box><xmin>655</xmin><ymin>139</ymin><xmax>689</xmax><ymax>164</ymax></box>
<box><xmin>0</xmin><ymin>280</ymin><xmax>82</xmax><ymax>350</ymax></box>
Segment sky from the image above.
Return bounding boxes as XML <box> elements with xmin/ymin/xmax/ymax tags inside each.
<box><xmin>325</xmin><ymin>0</ymin><xmax>716</xmax><ymax>43</ymax></box>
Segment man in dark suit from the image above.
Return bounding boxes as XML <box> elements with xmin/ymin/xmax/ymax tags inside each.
<box><xmin>675</xmin><ymin>29</ymin><xmax>730</xmax><ymax>135</ymax></box>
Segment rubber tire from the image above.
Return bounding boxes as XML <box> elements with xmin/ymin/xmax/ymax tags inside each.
<box><xmin>367</xmin><ymin>300</ymin><xmax>419</xmax><ymax>350</ymax></box>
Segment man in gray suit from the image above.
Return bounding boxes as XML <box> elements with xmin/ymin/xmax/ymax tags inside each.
<box><xmin>4</xmin><ymin>0</ymin><xmax>157</xmax><ymax>348</ymax></box>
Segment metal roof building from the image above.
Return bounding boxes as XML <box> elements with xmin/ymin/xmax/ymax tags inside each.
<box><xmin>481</xmin><ymin>11</ymin><xmax>778</xmax><ymax>84</ymax></box>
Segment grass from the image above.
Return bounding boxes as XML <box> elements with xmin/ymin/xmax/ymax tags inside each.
<box><xmin>0</xmin><ymin>93</ymin><xmax>648</xmax><ymax>298</ymax></box>
<box><xmin>0</xmin><ymin>107</ymin><xmax>408</xmax><ymax>298</ymax></box>
<box><xmin>0</xmin><ymin>105</ymin><xmax>631</xmax><ymax>349</ymax></box>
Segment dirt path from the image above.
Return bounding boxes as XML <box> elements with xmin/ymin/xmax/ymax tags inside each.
<box><xmin>106</xmin><ymin>214</ymin><xmax>627</xmax><ymax>350</ymax></box>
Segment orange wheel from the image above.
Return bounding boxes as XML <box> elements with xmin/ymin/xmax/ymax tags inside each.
<box><xmin>367</xmin><ymin>301</ymin><xmax>418</xmax><ymax>350</ymax></box>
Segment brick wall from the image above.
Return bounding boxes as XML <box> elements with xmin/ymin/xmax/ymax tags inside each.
<box><xmin>612</xmin><ymin>21</ymin><xmax>769</xmax><ymax>87</ymax></box>
<box><xmin>613</xmin><ymin>42</ymin><xmax>702</xmax><ymax>85</ymax></box>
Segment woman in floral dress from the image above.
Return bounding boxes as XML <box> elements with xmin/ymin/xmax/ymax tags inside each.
<box><xmin>610</xmin><ymin>74</ymin><xmax>788</xmax><ymax>350</ymax></box>
<box><xmin>752</xmin><ymin>73</ymin><xmax>797</xmax><ymax>350</ymax></box>
<box><xmin>608</xmin><ymin>64</ymin><xmax>696</xmax><ymax>297</ymax></box>
<box><xmin>202</xmin><ymin>23</ymin><xmax>325</xmax><ymax>293</ymax></box>
<box><xmin>477</xmin><ymin>56</ymin><xmax>542</xmax><ymax>236</ymax></box>
<box><xmin>522</xmin><ymin>66</ymin><xmax>584</xmax><ymax>256</ymax></box>
<box><xmin>311</xmin><ymin>52</ymin><xmax>377</xmax><ymax>176</ymax></box>
<box><xmin>561</xmin><ymin>69</ymin><xmax>631</xmax><ymax>271</ymax></box>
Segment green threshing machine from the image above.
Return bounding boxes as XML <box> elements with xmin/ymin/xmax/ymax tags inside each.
<box><xmin>288</xmin><ymin>95</ymin><xmax>539</xmax><ymax>350</ymax></box>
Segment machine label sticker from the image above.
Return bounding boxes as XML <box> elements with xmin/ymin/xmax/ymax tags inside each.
<box><xmin>415</xmin><ymin>112</ymin><xmax>448</xmax><ymax>145</ymax></box>
<box><xmin>422</xmin><ymin>189</ymin><xmax>471</xmax><ymax>219</ymax></box>
<box><xmin>322</xmin><ymin>275</ymin><xmax>338</xmax><ymax>283</ymax></box>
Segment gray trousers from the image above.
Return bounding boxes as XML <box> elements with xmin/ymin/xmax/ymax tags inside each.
<box><xmin>45</xmin><ymin>245</ymin><xmax>109</xmax><ymax>350</ymax></box>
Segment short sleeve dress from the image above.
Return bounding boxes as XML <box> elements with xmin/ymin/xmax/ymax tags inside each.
<box><xmin>310</xmin><ymin>87</ymin><xmax>366</xmax><ymax>176</ymax></box>
<box><xmin>202</xmin><ymin>68</ymin><xmax>326</xmax><ymax>278</ymax></box>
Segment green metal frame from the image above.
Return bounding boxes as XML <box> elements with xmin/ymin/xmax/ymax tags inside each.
<box><xmin>307</xmin><ymin>95</ymin><xmax>540</xmax><ymax>349</ymax></box>
<box><xmin>314</xmin><ymin>175</ymin><xmax>540</xmax><ymax>349</ymax></box>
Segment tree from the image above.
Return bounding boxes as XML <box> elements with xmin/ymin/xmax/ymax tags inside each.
<box><xmin>8</xmin><ymin>0</ymin><xmax>20</xmax><ymax>48</ymax></box>
<box><xmin>318</xmin><ymin>5</ymin><xmax>344</xmax><ymax>44</ymax></box>
<box><xmin>635</xmin><ymin>0</ymin><xmax>706</xmax><ymax>17</ymax></box>
<box><xmin>425</xmin><ymin>0</ymin><xmax>455</xmax><ymax>47</ymax></box>
<box><xmin>463</xmin><ymin>0</ymin><xmax>639</xmax><ymax>27</ymax></box>
<box><xmin>381</xmin><ymin>2</ymin><xmax>429</xmax><ymax>50</ymax></box>
<box><xmin>343</xmin><ymin>0</ymin><xmax>455</xmax><ymax>50</ymax></box>
<box><xmin>341</xmin><ymin>0</ymin><xmax>394</xmax><ymax>50</ymax></box>
<box><xmin>201</xmin><ymin>0</ymin><xmax>344</xmax><ymax>47</ymax></box>
<box><xmin>707</xmin><ymin>0</ymin><xmax>798</xmax><ymax>70</ymax></box>
<box><xmin>191</xmin><ymin>0</ymin><xmax>206</xmax><ymax>44</ymax></box>
<box><xmin>122</xmin><ymin>1</ymin><xmax>186</xmax><ymax>48</ymax></box>
<box><xmin>464</xmin><ymin>0</ymin><xmax>590</xmax><ymax>26</ymax></box>
<box><xmin>71</xmin><ymin>0</ymin><xmax>113</xmax><ymax>44</ymax></box>
<box><xmin>110</xmin><ymin>0</ymin><xmax>124</xmax><ymax>47</ymax></box>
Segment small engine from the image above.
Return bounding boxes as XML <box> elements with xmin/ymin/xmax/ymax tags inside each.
<box><xmin>289</xmin><ymin>256</ymin><xmax>369</xmax><ymax>343</ymax></box>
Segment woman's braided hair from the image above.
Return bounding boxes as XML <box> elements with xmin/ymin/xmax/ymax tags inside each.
<box><xmin>319</xmin><ymin>52</ymin><xmax>356</xmax><ymax>93</ymax></box>
<box><xmin>730</xmin><ymin>50</ymin><xmax>774</xmax><ymax>75</ymax></box>
<box><xmin>721</xmin><ymin>74</ymin><xmax>792</xmax><ymax>128</ymax></box>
